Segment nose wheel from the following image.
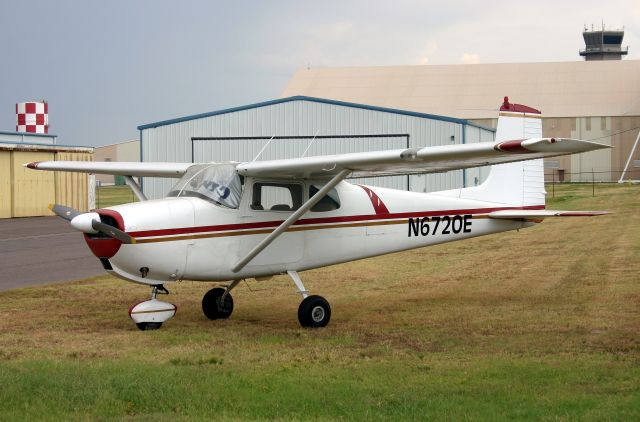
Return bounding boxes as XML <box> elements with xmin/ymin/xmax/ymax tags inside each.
<box><xmin>129</xmin><ymin>285</ymin><xmax>176</xmax><ymax>331</ymax></box>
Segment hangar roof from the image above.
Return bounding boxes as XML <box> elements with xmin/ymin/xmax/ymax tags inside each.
<box><xmin>0</xmin><ymin>130</ymin><xmax>57</xmax><ymax>139</ymax></box>
<box><xmin>0</xmin><ymin>141</ymin><xmax>93</xmax><ymax>153</ymax></box>
<box><xmin>137</xmin><ymin>95</ymin><xmax>492</xmax><ymax>131</ymax></box>
<box><xmin>282</xmin><ymin>60</ymin><xmax>640</xmax><ymax>119</ymax></box>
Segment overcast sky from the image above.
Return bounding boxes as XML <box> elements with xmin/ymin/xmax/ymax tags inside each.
<box><xmin>1</xmin><ymin>0</ymin><xmax>638</xmax><ymax>147</ymax></box>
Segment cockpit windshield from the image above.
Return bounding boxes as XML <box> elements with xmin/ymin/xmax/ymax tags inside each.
<box><xmin>167</xmin><ymin>164</ymin><xmax>242</xmax><ymax>209</ymax></box>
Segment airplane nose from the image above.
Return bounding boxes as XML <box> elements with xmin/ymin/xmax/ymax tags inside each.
<box><xmin>70</xmin><ymin>212</ymin><xmax>101</xmax><ymax>234</ymax></box>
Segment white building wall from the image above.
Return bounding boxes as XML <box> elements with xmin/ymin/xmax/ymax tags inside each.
<box><xmin>115</xmin><ymin>140</ymin><xmax>140</xmax><ymax>162</ymax></box>
<box><xmin>140</xmin><ymin>99</ymin><xmax>494</xmax><ymax>199</ymax></box>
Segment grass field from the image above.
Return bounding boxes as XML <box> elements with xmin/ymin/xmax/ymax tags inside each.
<box><xmin>96</xmin><ymin>185</ymin><xmax>138</xmax><ymax>208</ymax></box>
<box><xmin>1</xmin><ymin>184</ymin><xmax>639</xmax><ymax>420</ymax></box>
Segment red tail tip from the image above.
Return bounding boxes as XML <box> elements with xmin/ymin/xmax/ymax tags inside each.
<box><xmin>26</xmin><ymin>162</ymin><xmax>39</xmax><ymax>169</ymax></box>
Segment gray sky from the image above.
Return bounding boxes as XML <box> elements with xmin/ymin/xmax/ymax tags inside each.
<box><xmin>1</xmin><ymin>0</ymin><xmax>638</xmax><ymax>147</ymax></box>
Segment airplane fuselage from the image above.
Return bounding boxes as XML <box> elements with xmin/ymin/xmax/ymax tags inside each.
<box><xmin>89</xmin><ymin>180</ymin><xmax>538</xmax><ymax>286</ymax></box>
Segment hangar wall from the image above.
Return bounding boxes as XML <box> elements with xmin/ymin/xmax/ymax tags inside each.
<box><xmin>94</xmin><ymin>140</ymin><xmax>140</xmax><ymax>185</ymax></box>
<box><xmin>139</xmin><ymin>97</ymin><xmax>494</xmax><ymax>199</ymax></box>
<box><xmin>282</xmin><ymin>61</ymin><xmax>640</xmax><ymax>182</ymax></box>
<box><xmin>470</xmin><ymin>116</ymin><xmax>640</xmax><ymax>182</ymax></box>
<box><xmin>0</xmin><ymin>143</ymin><xmax>93</xmax><ymax>218</ymax></box>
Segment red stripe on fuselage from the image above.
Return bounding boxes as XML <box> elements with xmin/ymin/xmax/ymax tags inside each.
<box><xmin>128</xmin><ymin>205</ymin><xmax>545</xmax><ymax>239</ymax></box>
<box><xmin>357</xmin><ymin>185</ymin><xmax>390</xmax><ymax>214</ymax></box>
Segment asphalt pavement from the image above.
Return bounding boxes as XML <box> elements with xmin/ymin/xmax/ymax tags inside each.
<box><xmin>0</xmin><ymin>217</ymin><xmax>104</xmax><ymax>291</ymax></box>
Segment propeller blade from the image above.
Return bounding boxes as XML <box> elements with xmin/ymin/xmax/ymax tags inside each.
<box><xmin>49</xmin><ymin>203</ymin><xmax>82</xmax><ymax>221</ymax></box>
<box><xmin>92</xmin><ymin>220</ymin><xmax>136</xmax><ymax>244</ymax></box>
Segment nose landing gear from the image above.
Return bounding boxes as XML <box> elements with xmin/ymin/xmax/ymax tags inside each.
<box><xmin>129</xmin><ymin>284</ymin><xmax>176</xmax><ymax>331</ymax></box>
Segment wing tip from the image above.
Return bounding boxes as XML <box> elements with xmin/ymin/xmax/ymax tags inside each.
<box><xmin>25</xmin><ymin>162</ymin><xmax>39</xmax><ymax>169</ymax></box>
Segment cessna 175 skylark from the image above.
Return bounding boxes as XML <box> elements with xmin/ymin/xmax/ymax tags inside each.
<box><xmin>26</xmin><ymin>98</ymin><xmax>609</xmax><ymax>330</ymax></box>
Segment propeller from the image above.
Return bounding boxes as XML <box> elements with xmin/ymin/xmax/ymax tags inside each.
<box><xmin>49</xmin><ymin>204</ymin><xmax>82</xmax><ymax>221</ymax></box>
<box><xmin>49</xmin><ymin>203</ymin><xmax>136</xmax><ymax>244</ymax></box>
<box><xmin>91</xmin><ymin>219</ymin><xmax>136</xmax><ymax>244</ymax></box>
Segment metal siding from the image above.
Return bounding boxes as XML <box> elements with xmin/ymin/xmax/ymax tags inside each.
<box><xmin>55</xmin><ymin>152</ymin><xmax>92</xmax><ymax>212</ymax></box>
<box><xmin>0</xmin><ymin>132</ymin><xmax>56</xmax><ymax>145</ymax></box>
<box><xmin>0</xmin><ymin>152</ymin><xmax>11</xmax><ymax>218</ymax></box>
<box><xmin>141</xmin><ymin>100</ymin><xmax>495</xmax><ymax>199</ymax></box>
<box><xmin>11</xmin><ymin>151</ymin><xmax>56</xmax><ymax>217</ymax></box>
<box><xmin>463</xmin><ymin>125</ymin><xmax>481</xmax><ymax>187</ymax></box>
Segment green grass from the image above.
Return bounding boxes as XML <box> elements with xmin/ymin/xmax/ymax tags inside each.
<box><xmin>1</xmin><ymin>183</ymin><xmax>639</xmax><ymax>420</ymax></box>
<box><xmin>96</xmin><ymin>185</ymin><xmax>137</xmax><ymax>208</ymax></box>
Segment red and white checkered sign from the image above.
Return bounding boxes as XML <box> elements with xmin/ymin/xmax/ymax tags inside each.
<box><xmin>16</xmin><ymin>101</ymin><xmax>49</xmax><ymax>134</ymax></box>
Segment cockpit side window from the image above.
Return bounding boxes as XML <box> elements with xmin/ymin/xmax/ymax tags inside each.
<box><xmin>251</xmin><ymin>182</ymin><xmax>303</xmax><ymax>211</ymax></box>
<box><xmin>309</xmin><ymin>185</ymin><xmax>340</xmax><ymax>212</ymax></box>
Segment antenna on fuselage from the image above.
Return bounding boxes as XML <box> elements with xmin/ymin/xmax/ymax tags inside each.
<box><xmin>301</xmin><ymin>129</ymin><xmax>320</xmax><ymax>158</ymax></box>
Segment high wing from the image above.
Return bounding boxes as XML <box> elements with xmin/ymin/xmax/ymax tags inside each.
<box><xmin>236</xmin><ymin>138</ymin><xmax>609</xmax><ymax>179</ymax></box>
<box><xmin>25</xmin><ymin>138</ymin><xmax>608</xmax><ymax>180</ymax></box>
<box><xmin>25</xmin><ymin>161</ymin><xmax>192</xmax><ymax>178</ymax></box>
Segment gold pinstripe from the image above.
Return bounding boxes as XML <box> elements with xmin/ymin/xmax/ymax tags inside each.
<box><xmin>132</xmin><ymin>214</ymin><xmax>493</xmax><ymax>244</ymax></box>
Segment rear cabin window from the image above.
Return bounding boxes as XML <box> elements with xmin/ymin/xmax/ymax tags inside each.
<box><xmin>251</xmin><ymin>182</ymin><xmax>303</xmax><ymax>211</ymax></box>
<box><xmin>309</xmin><ymin>185</ymin><xmax>340</xmax><ymax>212</ymax></box>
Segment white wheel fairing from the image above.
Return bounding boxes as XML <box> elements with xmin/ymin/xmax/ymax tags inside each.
<box><xmin>129</xmin><ymin>299</ymin><xmax>176</xmax><ymax>324</ymax></box>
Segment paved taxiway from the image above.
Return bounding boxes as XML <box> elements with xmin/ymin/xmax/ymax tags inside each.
<box><xmin>0</xmin><ymin>217</ymin><xmax>103</xmax><ymax>291</ymax></box>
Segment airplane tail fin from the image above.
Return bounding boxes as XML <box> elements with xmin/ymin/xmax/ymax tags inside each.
<box><xmin>459</xmin><ymin>97</ymin><xmax>545</xmax><ymax>207</ymax></box>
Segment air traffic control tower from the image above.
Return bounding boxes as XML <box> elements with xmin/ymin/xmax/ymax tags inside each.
<box><xmin>580</xmin><ymin>25</ymin><xmax>628</xmax><ymax>60</ymax></box>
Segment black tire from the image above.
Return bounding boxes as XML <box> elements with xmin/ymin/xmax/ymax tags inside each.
<box><xmin>298</xmin><ymin>295</ymin><xmax>331</xmax><ymax>328</ymax></box>
<box><xmin>136</xmin><ymin>322</ymin><xmax>163</xmax><ymax>331</ymax></box>
<box><xmin>202</xmin><ymin>287</ymin><xmax>234</xmax><ymax>320</ymax></box>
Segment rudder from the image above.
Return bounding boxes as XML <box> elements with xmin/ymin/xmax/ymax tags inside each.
<box><xmin>459</xmin><ymin>97</ymin><xmax>545</xmax><ymax>207</ymax></box>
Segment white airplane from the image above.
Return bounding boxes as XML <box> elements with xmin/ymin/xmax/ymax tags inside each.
<box><xmin>26</xmin><ymin>99</ymin><xmax>609</xmax><ymax>330</ymax></box>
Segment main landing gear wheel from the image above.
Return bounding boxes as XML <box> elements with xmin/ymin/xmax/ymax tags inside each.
<box><xmin>202</xmin><ymin>287</ymin><xmax>234</xmax><ymax>320</ymax></box>
<box><xmin>298</xmin><ymin>295</ymin><xmax>331</xmax><ymax>328</ymax></box>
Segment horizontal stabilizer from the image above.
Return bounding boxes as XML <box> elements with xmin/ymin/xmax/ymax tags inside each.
<box><xmin>488</xmin><ymin>210</ymin><xmax>611</xmax><ymax>220</ymax></box>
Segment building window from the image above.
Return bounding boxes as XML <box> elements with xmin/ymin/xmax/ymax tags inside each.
<box><xmin>571</xmin><ymin>118</ymin><xmax>577</xmax><ymax>131</ymax></box>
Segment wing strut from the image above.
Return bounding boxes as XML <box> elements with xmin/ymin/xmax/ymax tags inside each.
<box><xmin>123</xmin><ymin>176</ymin><xmax>148</xmax><ymax>201</ymax></box>
<box><xmin>231</xmin><ymin>169</ymin><xmax>350</xmax><ymax>273</ymax></box>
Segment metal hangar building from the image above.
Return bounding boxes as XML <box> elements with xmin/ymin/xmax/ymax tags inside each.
<box><xmin>282</xmin><ymin>60</ymin><xmax>640</xmax><ymax>182</ymax></box>
<box><xmin>0</xmin><ymin>131</ymin><xmax>93</xmax><ymax>218</ymax></box>
<box><xmin>137</xmin><ymin>96</ymin><xmax>495</xmax><ymax>200</ymax></box>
